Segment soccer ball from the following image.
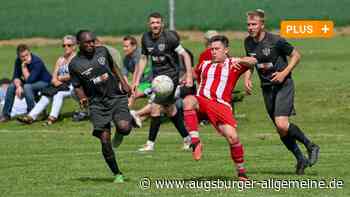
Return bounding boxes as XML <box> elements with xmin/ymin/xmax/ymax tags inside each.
<box><xmin>151</xmin><ymin>75</ymin><xmax>174</xmax><ymax>98</ymax></box>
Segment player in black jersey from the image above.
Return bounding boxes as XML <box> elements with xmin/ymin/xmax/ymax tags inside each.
<box><xmin>132</xmin><ymin>12</ymin><xmax>192</xmax><ymax>152</ymax></box>
<box><xmin>243</xmin><ymin>10</ymin><xmax>319</xmax><ymax>175</ymax></box>
<box><xmin>69</xmin><ymin>30</ymin><xmax>135</xmax><ymax>183</ymax></box>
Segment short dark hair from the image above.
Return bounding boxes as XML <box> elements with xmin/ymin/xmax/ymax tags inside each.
<box><xmin>148</xmin><ymin>12</ymin><xmax>163</xmax><ymax>20</ymax></box>
<box><xmin>246</xmin><ymin>9</ymin><xmax>265</xmax><ymax>23</ymax></box>
<box><xmin>123</xmin><ymin>35</ymin><xmax>137</xmax><ymax>46</ymax></box>
<box><xmin>75</xmin><ymin>29</ymin><xmax>96</xmax><ymax>42</ymax></box>
<box><xmin>209</xmin><ymin>35</ymin><xmax>229</xmax><ymax>48</ymax></box>
<box><xmin>0</xmin><ymin>78</ymin><xmax>11</xmax><ymax>85</ymax></box>
<box><xmin>16</xmin><ymin>44</ymin><xmax>30</xmax><ymax>56</ymax></box>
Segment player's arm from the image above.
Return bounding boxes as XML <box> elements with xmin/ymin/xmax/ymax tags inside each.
<box><xmin>132</xmin><ymin>54</ymin><xmax>148</xmax><ymax>91</ymax></box>
<box><xmin>237</xmin><ymin>57</ymin><xmax>257</xmax><ymax>68</ymax></box>
<box><xmin>271</xmin><ymin>39</ymin><xmax>301</xmax><ymax>83</ymax></box>
<box><xmin>177</xmin><ymin>47</ymin><xmax>193</xmax><ymax>87</ymax></box>
<box><xmin>105</xmin><ymin>47</ymin><xmax>131</xmax><ymax>95</ymax></box>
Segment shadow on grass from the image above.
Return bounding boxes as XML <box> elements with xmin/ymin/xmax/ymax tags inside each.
<box><xmin>75</xmin><ymin>177</ymin><xmax>114</xmax><ymax>183</ymax></box>
<box><xmin>250</xmin><ymin>170</ymin><xmax>319</xmax><ymax>176</ymax></box>
<box><xmin>183</xmin><ymin>176</ymin><xmax>234</xmax><ymax>181</ymax></box>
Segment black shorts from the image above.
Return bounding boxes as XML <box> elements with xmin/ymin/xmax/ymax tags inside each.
<box><xmin>89</xmin><ymin>95</ymin><xmax>132</xmax><ymax>137</ymax></box>
<box><xmin>261</xmin><ymin>78</ymin><xmax>296</xmax><ymax>120</ymax></box>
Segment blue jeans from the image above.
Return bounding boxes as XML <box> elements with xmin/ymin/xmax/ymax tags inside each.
<box><xmin>2</xmin><ymin>81</ymin><xmax>49</xmax><ymax>117</ymax></box>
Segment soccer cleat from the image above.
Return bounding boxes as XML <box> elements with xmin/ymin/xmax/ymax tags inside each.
<box><xmin>113</xmin><ymin>174</ymin><xmax>125</xmax><ymax>183</ymax></box>
<box><xmin>296</xmin><ymin>159</ymin><xmax>309</xmax><ymax>175</ymax></box>
<box><xmin>307</xmin><ymin>143</ymin><xmax>320</xmax><ymax>167</ymax></box>
<box><xmin>190</xmin><ymin>141</ymin><xmax>202</xmax><ymax>161</ymax></box>
<box><xmin>183</xmin><ymin>136</ymin><xmax>192</xmax><ymax>151</ymax></box>
<box><xmin>130</xmin><ymin>110</ymin><xmax>142</xmax><ymax>128</ymax></box>
<box><xmin>112</xmin><ymin>132</ymin><xmax>124</xmax><ymax>148</ymax></box>
<box><xmin>16</xmin><ymin>115</ymin><xmax>33</xmax><ymax>124</ymax></box>
<box><xmin>138</xmin><ymin>143</ymin><xmax>154</xmax><ymax>152</ymax></box>
<box><xmin>238</xmin><ymin>172</ymin><xmax>249</xmax><ymax>181</ymax></box>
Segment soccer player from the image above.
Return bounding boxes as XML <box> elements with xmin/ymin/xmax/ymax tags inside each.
<box><xmin>132</xmin><ymin>12</ymin><xmax>192</xmax><ymax>152</ymax></box>
<box><xmin>243</xmin><ymin>9</ymin><xmax>320</xmax><ymax>175</ymax></box>
<box><xmin>69</xmin><ymin>30</ymin><xmax>135</xmax><ymax>183</ymax></box>
<box><xmin>183</xmin><ymin>35</ymin><xmax>257</xmax><ymax>180</ymax></box>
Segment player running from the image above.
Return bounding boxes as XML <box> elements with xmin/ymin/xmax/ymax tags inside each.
<box><xmin>69</xmin><ymin>30</ymin><xmax>135</xmax><ymax>183</ymax></box>
<box><xmin>132</xmin><ymin>12</ymin><xmax>192</xmax><ymax>152</ymax></box>
<box><xmin>243</xmin><ymin>9</ymin><xmax>320</xmax><ymax>175</ymax></box>
<box><xmin>183</xmin><ymin>35</ymin><xmax>257</xmax><ymax>180</ymax></box>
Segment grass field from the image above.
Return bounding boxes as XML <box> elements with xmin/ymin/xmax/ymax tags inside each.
<box><xmin>1</xmin><ymin>0</ymin><xmax>349</xmax><ymax>39</ymax></box>
<box><xmin>0</xmin><ymin>36</ymin><xmax>349</xmax><ymax>196</ymax></box>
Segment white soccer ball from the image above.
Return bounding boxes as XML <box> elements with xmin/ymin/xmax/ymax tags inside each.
<box><xmin>151</xmin><ymin>75</ymin><xmax>174</xmax><ymax>98</ymax></box>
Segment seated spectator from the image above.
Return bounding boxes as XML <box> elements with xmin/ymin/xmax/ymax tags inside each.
<box><xmin>17</xmin><ymin>35</ymin><xmax>77</xmax><ymax>125</ymax></box>
<box><xmin>0</xmin><ymin>44</ymin><xmax>51</xmax><ymax>122</ymax></box>
<box><xmin>0</xmin><ymin>78</ymin><xmax>27</xmax><ymax>117</ymax></box>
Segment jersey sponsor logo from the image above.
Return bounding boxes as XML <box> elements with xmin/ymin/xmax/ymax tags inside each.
<box><xmin>147</xmin><ymin>47</ymin><xmax>154</xmax><ymax>53</ymax></box>
<box><xmin>151</xmin><ymin>55</ymin><xmax>166</xmax><ymax>62</ymax></box>
<box><xmin>81</xmin><ymin>67</ymin><xmax>93</xmax><ymax>76</ymax></box>
<box><xmin>91</xmin><ymin>73</ymin><xmax>109</xmax><ymax>84</ymax></box>
<box><xmin>158</xmin><ymin>43</ymin><xmax>165</xmax><ymax>52</ymax></box>
<box><xmin>97</xmin><ymin>56</ymin><xmax>106</xmax><ymax>65</ymax></box>
<box><xmin>262</xmin><ymin>48</ymin><xmax>271</xmax><ymax>56</ymax></box>
<box><xmin>257</xmin><ymin>62</ymin><xmax>273</xmax><ymax>73</ymax></box>
<box><xmin>248</xmin><ymin>53</ymin><xmax>256</xmax><ymax>57</ymax></box>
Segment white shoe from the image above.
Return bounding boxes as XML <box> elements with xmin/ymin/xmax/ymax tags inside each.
<box><xmin>130</xmin><ymin>110</ymin><xmax>142</xmax><ymax>128</ymax></box>
<box><xmin>112</xmin><ymin>132</ymin><xmax>124</xmax><ymax>148</ymax></box>
<box><xmin>138</xmin><ymin>141</ymin><xmax>154</xmax><ymax>152</ymax></box>
<box><xmin>183</xmin><ymin>136</ymin><xmax>192</xmax><ymax>151</ymax></box>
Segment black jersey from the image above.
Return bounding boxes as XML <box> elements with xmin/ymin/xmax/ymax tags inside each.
<box><xmin>69</xmin><ymin>46</ymin><xmax>124</xmax><ymax>99</ymax></box>
<box><xmin>141</xmin><ymin>30</ymin><xmax>182</xmax><ymax>82</ymax></box>
<box><xmin>244</xmin><ymin>32</ymin><xmax>294</xmax><ymax>86</ymax></box>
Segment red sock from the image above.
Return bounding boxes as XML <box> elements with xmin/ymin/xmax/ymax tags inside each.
<box><xmin>230</xmin><ymin>141</ymin><xmax>245</xmax><ymax>173</ymax></box>
<box><xmin>184</xmin><ymin>109</ymin><xmax>200</xmax><ymax>144</ymax></box>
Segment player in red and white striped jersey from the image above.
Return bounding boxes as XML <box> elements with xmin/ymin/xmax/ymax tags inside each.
<box><xmin>183</xmin><ymin>35</ymin><xmax>257</xmax><ymax>180</ymax></box>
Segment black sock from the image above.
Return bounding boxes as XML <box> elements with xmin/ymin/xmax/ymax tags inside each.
<box><xmin>288</xmin><ymin>123</ymin><xmax>312</xmax><ymax>149</ymax></box>
<box><xmin>101</xmin><ymin>141</ymin><xmax>121</xmax><ymax>175</ymax></box>
<box><xmin>280</xmin><ymin>135</ymin><xmax>305</xmax><ymax>161</ymax></box>
<box><xmin>149</xmin><ymin>116</ymin><xmax>161</xmax><ymax>142</ymax></box>
<box><xmin>170</xmin><ymin>110</ymin><xmax>189</xmax><ymax>138</ymax></box>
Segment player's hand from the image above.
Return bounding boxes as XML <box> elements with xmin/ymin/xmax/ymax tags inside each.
<box><xmin>79</xmin><ymin>98</ymin><xmax>89</xmax><ymax>109</ymax></box>
<box><xmin>271</xmin><ymin>71</ymin><xmax>287</xmax><ymax>84</ymax></box>
<box><xmin>15</xmin><ymin>86</ymin><xmax>23</xmax><ymax>98</ymax></box>
<box><xmin>131</xmin><ymin>83</ymin><xmax>139</xmax><ymax>96</ymax></box>
<box><xmin>231</xmin><ymin>58</ymin><xmax>242</xmax><ymax>70</ymax></box>
<box><xmin>244</xmin><ymin>78</ymin><xmax>253</xmax><ymax>95</ymax></box>
<box><xmin>184</xmin><ymin>76</ymin><xmax>193</xmax><ymax>87</ymax></box>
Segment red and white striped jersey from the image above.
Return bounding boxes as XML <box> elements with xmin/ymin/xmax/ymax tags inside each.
<box><xmin>195</xmin><ymin>57</ymin><xmax>248</xmax><ymax>107</ymax></box>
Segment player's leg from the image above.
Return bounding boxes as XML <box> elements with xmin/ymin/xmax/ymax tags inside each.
<box><xmin>275</xmin><ymin>116</ymin><xmax>309</xmax><ymax>174</ymax></box>
<box><xmin>219</xmin><ymin>124</ymin><xmax>247</xmax><ymax>180</ymax></box>
<box><xmin>183</xmin><ymin>95</ymin><xmax>202</xmax><ymax>160</ymax></box>
<box><xmin>164</xmin><ymin>99</ymin><xmax>191</xmax><ymax>150</ymax></box>
<box><xmin>263</xmin><ymin>85</ymin><xmax>307</xmax><ymax>174</ymax></box>
<box><xmin>138</xmin><ymin>103</ymin><xmax>162</xmax><ymax>152</ymax></box>
<box><xmin>111</xmin><ymin>95</ymin><xmax>134</xmax><ymax>148</ymax></box>
<box><xmin>275</xmin><ymin>79</ymin><xmax>319</xmax><ymax>168</ymax></box>
<box><xmin>94</xmin><ymin>128</ymin><xmax>124</xmax><ymax>183</ymax></box>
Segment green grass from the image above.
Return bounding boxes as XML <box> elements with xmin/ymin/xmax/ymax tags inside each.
<box><xmin>0</xmin><ymin>0</ymin><xmax>349</xmax><ymax>39</ymax></box>
<box><xmin>0</xmin><ymin>37</ymin><xmax>350</xmax><ymax>196</ymax></box>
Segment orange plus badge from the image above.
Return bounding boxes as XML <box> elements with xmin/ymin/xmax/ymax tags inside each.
<box><xmin>280</xmin><ymin>20</ymin><xmax>333</xmax><ymax>38</ymax></box>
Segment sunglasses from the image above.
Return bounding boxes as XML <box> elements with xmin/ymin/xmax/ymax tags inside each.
<box><xmin>62</xmin><ymin>44</ymin><xmax>73</xmax><ymax>48</ymax></box>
